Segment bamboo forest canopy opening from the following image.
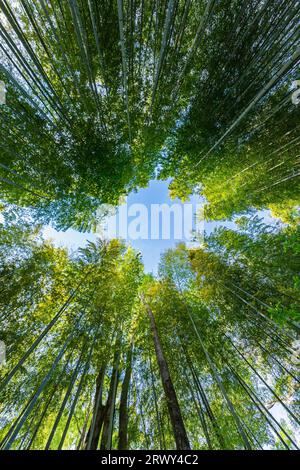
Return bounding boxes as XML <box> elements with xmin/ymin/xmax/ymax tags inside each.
<box><xmin>0</xmin><ymin>0</ymin><xmax>299</xmax><ymax>451</ymax></box>
<box><xmin>40</xmin><ymin>179</ymin><xmax>279</xmax><ymax>274</ymax></box>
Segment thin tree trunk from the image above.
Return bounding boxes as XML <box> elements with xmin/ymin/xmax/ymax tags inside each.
<box><xmin>100</xmin><ymin>344</ymin><xmax>121</xmax><ymax>450</ymax></box>
<box><xmin>85</xmin><ymin>364</ymin><xmax>106</xmax><ymax>450</ymax></box>
<box><xmin>181</xmin><ymin>340</ymin><xmax>226</xmax><ymax>449</ymax></box>
<box><xmin>118</xmin><ymin>344</ymin><xmax>133</xmax><ymax>450</ymax></box>
<box><xmin>3</xmin><ymin>329</ymin><xmax>74</xmax><ymax>449</ymax></box>
<box><xmin>149</xmin><ymin>355</ymin><xmax>165</xmax><ymax>449</ymax></box>
<box><xmin>77</xmin><ymin>402</ymin><xmax>92</xmax><ymax>450</ymax></box>
<box><xmin>141</xmin><ymin>295</ymin><xmax>190</xmax><ymax>450</ymax></box>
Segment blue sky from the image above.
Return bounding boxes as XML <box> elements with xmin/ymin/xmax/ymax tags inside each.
<box><xmin>42</xmin><ymin>179</ymin><xmax>273</xmax><ymax>274</ymax></box>
<box><xmin>2</xmin><ymin>179</ymin><xmax>292</xmax><ymax>432</ymax></box>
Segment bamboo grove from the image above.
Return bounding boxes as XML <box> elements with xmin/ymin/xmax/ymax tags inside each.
<box><xmin>0</xmin><ymin>0</ymin><xmax>299</xmax><ymax>451</ymax></box>
<box><xmin>0</xmin><ymin>217</ymin><xmax>299</xmax><ymax>450</ymax></box>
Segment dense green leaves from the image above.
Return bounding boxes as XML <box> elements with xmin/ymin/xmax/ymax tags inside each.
<box><xmin>0</xmin><ymin>0</ymin><xmax>299</xmax><ymax>451</ymax></box>
<box><xmin>1</xmin><ymin>1</ymin><xmax>298</xmax><ymax>227</ymax></box>
<box><xmin>0</xmin><ymin>218</ymin><xmax>299</xmax><ymax>449</ymax></box>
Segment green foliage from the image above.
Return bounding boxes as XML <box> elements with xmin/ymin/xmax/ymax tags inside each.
<box><xmin>0</xmin><ymin>0</ymin><xmax>299</xmax><ymax>451</ymax></box>
<box><xmin>0</xmin><ymin>220</ymin><xmax>299</xmax><ymax>450</ymax></box>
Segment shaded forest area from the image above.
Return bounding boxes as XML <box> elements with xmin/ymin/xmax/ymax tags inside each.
<box><xmin>0</xmin><ymin>0</ymin><xmax>299</xmax><ymax>450</ymax></box>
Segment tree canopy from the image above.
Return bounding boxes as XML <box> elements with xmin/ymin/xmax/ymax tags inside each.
<box><xmin>0</xmin><ymin>0</ymin><xmax>299</xmax><ymax>451</ymax></box>
<box><xmin>0</xmin><ymin>213</ymin><xmax>299</xmax><ymax>450</ymax></box>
